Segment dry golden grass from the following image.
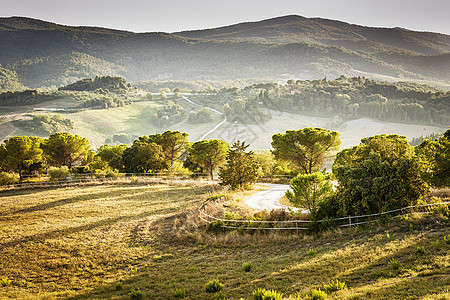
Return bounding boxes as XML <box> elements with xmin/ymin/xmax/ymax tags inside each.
<box><xmin>0</xmin><ymin>182</ymin><xmax>449</xmax><ymax>299</ymax></box>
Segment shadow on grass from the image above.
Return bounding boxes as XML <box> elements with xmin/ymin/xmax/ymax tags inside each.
<box><xmin>1</xmin><ymin>205</ymin><xmax>179</xmax><ymax>249</ymax></box>
<box><xmin>0</xmin><ymin>185</ymin><xmax>214</xmax><ymax>248</ymax></box>
<box><xmin>0</xmin><ymin>184</ymin><xmax>195</xmax><ymax>216</ymax></box>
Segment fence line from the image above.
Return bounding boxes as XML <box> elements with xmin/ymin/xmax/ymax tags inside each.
<box><xmin>198</xmin><ymin>200</ymin><xmax>450</xmax><ymax>231</ymax></box>
<box><xmin>1</xmin><ymin>173</ymin><xmax>213</xmax><ymax>190</ymax></box>
<box><xmin>10</xmin><ymin>173</ymin><xmax>288</xmax><ymax>190</ymax></box>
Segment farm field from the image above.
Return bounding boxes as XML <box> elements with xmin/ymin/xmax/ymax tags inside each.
<box><xmin>0</xmin><ymin>182</ymin><xmax>449</xmax><ymax>299</ymax></box>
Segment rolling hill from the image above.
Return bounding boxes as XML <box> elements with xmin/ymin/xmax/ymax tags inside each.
<box><xmin>176</xmin><ymin>15</ymin><xmax>450</xmax><ymax>55</ymax></box>
<box><xmin>0</xmin><ymin>16</ymin><xmax>449</xmax><ymax>89</ymax></box>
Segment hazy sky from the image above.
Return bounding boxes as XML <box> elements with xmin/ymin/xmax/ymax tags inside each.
<box><xmin>2</xmin><ymin>0</ymin><xmax>450</xmax><ymax>35</ymax></box>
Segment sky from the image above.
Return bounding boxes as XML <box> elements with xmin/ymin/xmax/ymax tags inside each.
<box><xmin>1</xmin><ymin>0</ymin><xmax>450</xmax><ymax>35</ymax></box>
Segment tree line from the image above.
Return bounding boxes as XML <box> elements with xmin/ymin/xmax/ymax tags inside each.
<box><xmin>260</xmin><ymin>77</ymin><xmax>450</xmax><ymax>127</ymax></box>
<box><xmin>0</xmin><ymin>127</ymin><xmax>448</xmax><ymax>223</ymax></box>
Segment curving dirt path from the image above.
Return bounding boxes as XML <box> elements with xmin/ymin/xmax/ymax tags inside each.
<box><xmin>244</xmin><ymin>184</ymin><xmax>310</xmax><ymax>213</ymax></box>
<box><xmin>244</xmin><ymin>184</ymin><xmax>291</xmax><ymax>211</ymax></box>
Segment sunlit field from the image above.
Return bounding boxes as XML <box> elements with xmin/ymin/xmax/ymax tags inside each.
<box><xmin>0</xmin><ymin>182</ymin><xmax>449</xmax><ymax>299</ymax></box>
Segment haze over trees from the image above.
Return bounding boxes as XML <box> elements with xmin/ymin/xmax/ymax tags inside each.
<box><xmin>58</xmin><ymin>76</ymin><xmax>132</xmax><ymax>93</ymax></box>
<box><xmin>0</xmin><ymin>16</ymin><xmax>449</xmax><ymax>89</ymax></box>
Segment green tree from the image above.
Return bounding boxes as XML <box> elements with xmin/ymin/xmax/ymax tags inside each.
<box><xmin>42</xmin><ymin>132</ymin><xmax>90</xmax><ymax>168</ymax></box>
<box><xmin>122</xmin><ymin>140</ymin><xmax>167</xmax><ymax>173</ymax></box>
<box><xmin>186</xmin><ymin>139</ymin><xmax>229</xmax><ymax>180</ymax></box>
<box><xmin>96</xmin><ymin>144</ymin><xmax>128</xmax><ymax>171</ymax></box>
<box><xmin>253</xmin><ymin>150</ymin><xmax>276</xmax><ymax>177</ymax></box>
<box><xmin>333</xmin><ymin>134</ymin><xmax>429</xmax><ymax>216</ymax></box>
<box><xmin>47</xmin><ymin>166</ymin><xmax>70</xmax><ymax>181</ymax></box>
<box><xmin>145</xmin><ymin>131</ymin><xmax>189</xmax><ymax>166</ymax></box>
<box><xmin>432</xmin><ymin>129</ymin><xmax>450</xmax><ymax>187</ymax></box>
<box><xmin>416</xmin><ymin>128</ymin><xmax>450</xmax><ymax>187</ymax></box>
<box><xmin>285</xmin><ymin>172</ymin><xmax>333</xmax><ymax>214</ymax></box>
<box><xmin>272</xmin><ymin>127</ymin><xmax>341</xmax><ymax>174</ymax></box>
<box><xmin>219</xmin><ymin>141</ymin><xmax>259</xmax><ymax>189</ymax></box>
<box><xmin>0</xmin><ymin>136</ymin><xmax>43</xmax><ymax>181</ymax></box>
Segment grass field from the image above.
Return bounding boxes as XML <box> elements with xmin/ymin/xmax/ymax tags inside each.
<box><xmin>0</xmin><ymin>182</ymin><xmax>449</xmax><ymax>299</ymax></box>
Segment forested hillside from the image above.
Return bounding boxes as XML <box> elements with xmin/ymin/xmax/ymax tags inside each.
<box><xmin>177</xmin><ymin>15</ymin><xmax>450</xmax><ymax>55</ymax></box>
<box><xmin>186</xmin><ymin>76</ymin><xmax>450</xmax><ymax>127</ymax></box>
<box><xmin>58</xmin><ymin>76</ymin><xmax>132</xmax><ymax>93</ymax></box>
<box><xmin>0</xmin><ymin>16</ymin><xmax>449</xmax><ymax>89</ymax></box>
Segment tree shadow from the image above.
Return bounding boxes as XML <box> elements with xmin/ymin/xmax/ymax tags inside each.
<box><xmin>0</xmin><ymin>184</ymin><xmax>186</xmax><ymax>216</ymax></box>
<box><xmin>1</xmin><ymin>204</ymin><xmax>179</xmax><ymax>249</ymax></box>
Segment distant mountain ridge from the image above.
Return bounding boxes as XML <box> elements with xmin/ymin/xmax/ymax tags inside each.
<box><xmin>177</xmin><ymin>15</ymin><xmax>450</xmax><ymax>55</ymax></box>
<box><xmin>0</xmin><ymin>15</ymin><xmax>449</xmax><ymax>89</ymax></box>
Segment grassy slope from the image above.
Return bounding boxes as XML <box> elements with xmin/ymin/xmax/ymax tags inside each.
<box><xmin>65</xmin><ymin>100</ymin><xmax>223</xmax><ymax>147</ymax></box>
<box><xmin>0</xmin><ymin>183</ymin><xmax>448</xmax><ymax>299</ymax></box>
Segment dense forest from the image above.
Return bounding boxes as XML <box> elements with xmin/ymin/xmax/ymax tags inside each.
<box><xmin>0</xmin><ymin>76</ymin><xmax>135</xmax><ymax>109</ymax></box>
<box><xmin>58</xmin><ymin>76</ymin><xmax>133</xmax><ymax>93</ymax></box>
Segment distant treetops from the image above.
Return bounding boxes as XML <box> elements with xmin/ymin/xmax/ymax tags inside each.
<box><xmin>58</xmin><ymin>76</ymin><xmax>132</xmax><ymax>93</ymax></box>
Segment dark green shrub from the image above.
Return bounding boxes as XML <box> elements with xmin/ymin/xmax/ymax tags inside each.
<box><xmin>206</xmin><ymin>194</ymin><xmax>226</xmax><ymax>201</ymax></box>
<box><xmin>204</xmin><ymin>279</ymin><xmax>224</xmax><ymax>293</ymax></box>
<box><xmin>48</xmin><ymin>166</ymin><xmax>70</xmax><ymax>181</ymax></box>
<box><xmin>153</xmin><ymin>255</ymin><xmax>162</xmax><ymax>261</ymax></box>
<box><xmin>129</xmin><ymin>288</ymin><xmax>143</xmax><ymax>299</ymax></box>
<box><xmin>243</xmin><ymin>262</ymin><xmax>253</xmax><ymax>272</ymax></box>
<box><xmin>115</xmin><ymin>281</ymin><xmax>122</xmax><ymax>291</ymax></box>
<box><xmin>0</xmin><ymin>278</ymin><xmax>11</xmax><ymax>287</ymax></box>
<box><xmin>388</xmin><ymin>258</ymin><xmax>401</xmax><ymax>270</ymax></box>
<box><xmin>172</xmin><ymin>288</ymin><xmax>187</xmax><ymax>298</ymax></box>
<box><xmin>0</xmin><ymin>172</ymin><xmax>17</xmax><ymax>186</ymax></box>
<box><xmin>307</xmin><ymin>249</ymin><xmax>316</xmax><ymax>256</ymax></box>
<box><xmin>311</xmin><ymin>289</ymin><xmax>327</xmax><ymax>299</ymax></box>
<box><xmin>207</xmin><ymin>220</ymin><xmax>223</xmax><ymax>233</ymax></box>
<box><xmin>444</xmin><ymin>235</ymin><xmax>450</xmax><ymax>244</ymax></box>
<box><xmin>416</xmin><ymin>246</ymin><xmax>425</xmax><ymax>255</ymax></box>
<box><xmin>252</xmin><ymin>288</ymin><xmax>283</xmax><ymax>300</ymax></box>
<box><xmin>323</xmin><ymin>279</ymin><xmax>347</xmax><ymax>293</ymax></box>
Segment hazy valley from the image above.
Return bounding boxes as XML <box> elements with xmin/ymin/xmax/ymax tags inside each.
<box><xmin>0</xmin><ymin>13</ymin><xmax>449</xmax><ymax>300</ymax></box>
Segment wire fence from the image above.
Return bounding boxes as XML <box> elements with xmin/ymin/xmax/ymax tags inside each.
<box><xmin>198</xmin><ymin>200</ymin><xmax>450</xmax><ymax>231</ymax></box>
<box><xmin>4</xmin><ymin>173</ymin><xmax>291</xmax><ymax>191</ymax></box>
<box><xmin>1</xmin><ymin>173</ymin><xmax>213</xmax><ymax>190</ymax></box>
